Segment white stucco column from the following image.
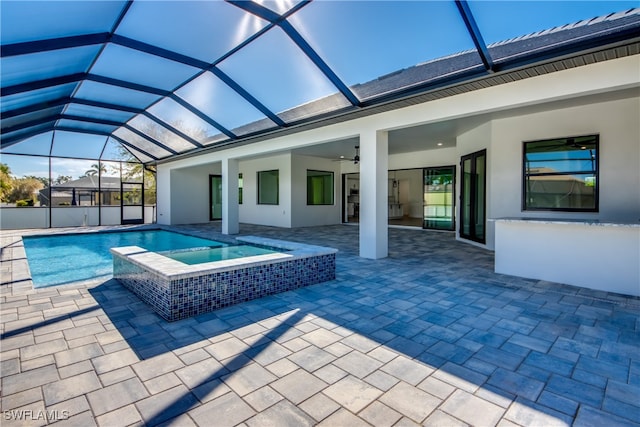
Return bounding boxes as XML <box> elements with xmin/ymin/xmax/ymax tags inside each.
<box><xmin>222</xmin><ymin>158</ymin><xmax>239</xmax><ymax>235</ymax></box>
<box><xmin>359</xmin><ymin>129</ymin><xmax>388</xmax><ymax>259</ymax></box>
<box><xmin>156</xmin><ymin>166</ymin><xmax>171</xmax><ymax>225</ymax></box>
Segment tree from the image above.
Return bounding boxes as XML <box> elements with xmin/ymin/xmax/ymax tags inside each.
<box><xmin>117</xmin><ymin>145</ymin><xmax>156</xmax><ymax>205</ymax></box>
<box><xmin>24</xmin><ymin>175</ymin><xmax>49</xmax><ymax>188</ymax></box>
<box><xmin>54</xmin><ymin>175</ymin><xmax>72</xmax><ymax>185</ymax></box>
<box><xmin>9</xmin><ymin>177</ymin><xmax>44</xmax><ymax>203</ymax></box>
<box><xmin>85</xmin><ymin>163</ymin><xmax>107</xmax><ymax>177</ymax></box>
<box><xmin>0</xmin><ymin>163</ymin><xmax>13</xmax><ymax>203</ymax></box>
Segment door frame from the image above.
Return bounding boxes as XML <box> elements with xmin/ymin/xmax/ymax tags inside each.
<box><xmin>459</xmin><ymin>149</ymin><xmax>487</xmax><ymax>243</ymax></box>
<box><xmin>120</xmin><ymin>181</ymin><xmax>144</xmax><ymax>225</ymax></box>
<box><xmin>209</xmin><ymin>174</ymin><xmax>222</xmax><ymax>221</ymax></box>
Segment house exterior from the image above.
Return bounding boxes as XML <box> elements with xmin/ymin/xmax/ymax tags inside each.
<box><xmin>39</xmin><ymin>176</ymin><xmax>122</xmax><ymax>206</ymax></box>
<box><xmin>1</xmin><ymin>3</ymin><xmax>638</xmax><ymax>295</ymax></box>
<box><xmin>151</xmin><ymin>13</ymin><xmax>640</xmax><ymax>295</ymax></box>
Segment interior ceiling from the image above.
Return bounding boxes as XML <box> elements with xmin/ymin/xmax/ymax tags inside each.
<box><xmin>1</xmin><ymin>1</ymin><xmax>639</xmax><ymax>165</ymax></box>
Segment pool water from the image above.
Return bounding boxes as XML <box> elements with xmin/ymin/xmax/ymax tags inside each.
<box><xmin>165</xmin><ymin>245</ymin><xmax>279</xmax><ymax>265</ymax></box>
<box><xmin>23</xmin><ymin>230</ymin><xmax>225</xmax><ymax>288</ymax></box>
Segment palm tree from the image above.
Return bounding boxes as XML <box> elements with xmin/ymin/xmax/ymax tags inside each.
<box><xmin>54</xmin><ymin>175</ymin><xmax>72</xmax><ymax>185</ymax></box>
<box><xmin>85</xmin><ymin>163</ymin><xmax>107</xmax><ymax>177</ymax></box>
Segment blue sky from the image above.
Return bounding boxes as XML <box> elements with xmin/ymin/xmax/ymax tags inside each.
<box><xmin>2</xmin><ymin>0</ymin><xmax>637</xmax><ymax>178</ymax></box>
<box><xmin>289</xmin><ymin>0</ymin><xmax>639</xmax><ymax>86</ymax></box>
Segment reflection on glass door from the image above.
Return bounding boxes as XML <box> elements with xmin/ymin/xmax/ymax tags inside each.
<box><xmin>121</xmin><ymin>182</ymin><xmax>144</xmax><ymax>224</ymax></box>
<box><xmin>423</xmin><ymin>166</ymin><xmax>455</xmax><ymax>230</ymax></box>
<box><xmin>210</xmin><ymin>175</ymin><xmax>222</xmax><ymax>221</ymax></box>
<box><xmin>460</xmin><ymin>150</ymin><xmax>486</xmax><ymax>243</ymax></box>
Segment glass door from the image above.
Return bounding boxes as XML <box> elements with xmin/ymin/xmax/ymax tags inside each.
<box><xmin>209</xmin><ymin>175</ymin><xmax>222</xmax><ymax>221</ymax></box>
<box><xmin>423</xmin><ymin>166</ymin><xmax>455</xmax><ymax>230</ymax></box>
<box><xmin>121</xmin><ymin>182</ymin><xmax>144</xmax><ymax>224</ymax></box>
<box><xmin>344</xmin><ymin>173</ymin><xmax>360</xmax><ymax>223</ymax></box>
<box><xmin>460</xmin><ymin>150</ymin><xmax>486</xmax><ymax>243</ymax></box>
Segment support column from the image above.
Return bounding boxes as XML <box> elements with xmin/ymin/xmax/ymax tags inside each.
<box><xmin>156</xmin><ymin>166</ymin><xmax>171</xmax><ymax>225</ymax></box>
<box><xmin>359</xmin><ymin>129</ymin><xmax>388</xmax><ymax>259</ymax></box>
<box><xmin>222</xmin><ymin>158</ymin><xmax>239</xmax><ymax>235</ymax></box>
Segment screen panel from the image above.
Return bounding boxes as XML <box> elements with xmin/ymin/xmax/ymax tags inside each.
<box><xmin>217</xmin><ymin>27</ymin><xmax>349</xmax><ymax>120</ymax></box>
<box><xmin>1</xmin><ymin>46</ymin><xmax>101</xmax><ymax>87</ymax></box>
<box><xmin>90</xmin><ymin>44</ymin><xmax>199</xmax><ymax>91</ymax></box>
<box><xmin>116</xmin><ymin>1</ymin><xmax>268</xmax><ymax>62</ymax></box>
<box><xmin>1</xmin><ymin>1</ymin><xmax>127</xmax><ymax>44</ymax></box>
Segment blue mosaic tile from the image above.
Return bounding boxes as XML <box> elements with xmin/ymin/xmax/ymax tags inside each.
<box><xmin>115</xmin><ymin>252</ymin><xmax>335</xmax><ymax>321</ymax></box>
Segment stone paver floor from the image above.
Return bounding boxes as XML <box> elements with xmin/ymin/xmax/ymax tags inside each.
<box><xmin>1</xmin><ymin>223</ymin><xmax>639</xmax><ymax>426</ymax></box>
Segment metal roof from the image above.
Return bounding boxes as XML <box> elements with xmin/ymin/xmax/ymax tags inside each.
<box><xmin>1</xmin><ymin>1</ymin><xmax>639</xmax><ymax>164</ymax></box>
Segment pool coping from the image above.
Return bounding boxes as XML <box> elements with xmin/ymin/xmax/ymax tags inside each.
<box><xmin>110</xmin><ymin>235</ymin><xmax>338</xmax><ymax>280</ymax></box>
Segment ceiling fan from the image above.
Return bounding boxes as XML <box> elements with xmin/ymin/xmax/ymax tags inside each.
<box><xmin>334</xmin><ymin>146</ymin><xmax>360</xmax><ymax>164</ymax></box>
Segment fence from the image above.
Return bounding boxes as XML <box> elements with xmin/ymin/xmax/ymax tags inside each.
<box><xmin>0</xmin><ymin>206</ymin><xmax>156</xmax><ymax>230</ymax></box>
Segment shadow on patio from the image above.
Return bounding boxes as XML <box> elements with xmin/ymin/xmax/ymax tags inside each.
<box><xmin>81</xmin><ymin>224</ymin><xmax>639</xmax><ymax>426</ymax></box>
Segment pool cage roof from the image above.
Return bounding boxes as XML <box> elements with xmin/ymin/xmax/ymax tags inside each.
<box><xmin>1</xmin><ymin>1</ymin><xmax>639</xmax><ymax>165</ymax></box>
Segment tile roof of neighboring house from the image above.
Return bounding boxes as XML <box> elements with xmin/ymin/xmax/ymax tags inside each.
<box><xmin>49</xmin><ymin>176</ymin><xmax>122</xmax><ymax>190</ymax></box>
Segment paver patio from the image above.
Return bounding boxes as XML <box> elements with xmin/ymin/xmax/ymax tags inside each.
<box><xmin>1</xmin><ymin>224</ymin><xmax>639</xmax><ymax>426</ymax></box>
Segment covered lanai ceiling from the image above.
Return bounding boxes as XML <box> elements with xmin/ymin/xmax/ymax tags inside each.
<box><xmin>1</xmin><ymin>1</ymin><xmax>639</xmax><ymax>165</ymax></box>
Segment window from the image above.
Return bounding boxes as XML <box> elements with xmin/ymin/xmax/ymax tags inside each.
<box><xmin>423</xmin><ymin>166</ymin><xmax>455</xmax><ymax>231</ymax></box>
<box><xmin>523</xmin><ymin>135</ymin><xmax>598</xmax><ymax>211</ymax></box>
<box><xmin>307</xmin><ymin>170</ymin><xmax>333</xmax><ymax>205</ymax></box>
<box><xmin>238</xmin><ymin>173</ymin><xmax>243</xmax><ymax>204</ymax></box>
<box><xmin>257</xmin><ymin>170</ymin><xmax>279</xmax><ymax>205</ymax></box>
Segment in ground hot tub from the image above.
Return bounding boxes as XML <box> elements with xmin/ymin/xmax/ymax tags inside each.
<box><xmin>111</xmin><ymin>236</ymin><xmax>337</xmax><ymax>321</ymax></box>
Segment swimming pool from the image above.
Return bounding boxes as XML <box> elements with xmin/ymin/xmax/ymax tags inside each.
<box><xmin>23</xmin><ymin>230</ymin><xmax>226</xmax><ymax>288</ymax></box>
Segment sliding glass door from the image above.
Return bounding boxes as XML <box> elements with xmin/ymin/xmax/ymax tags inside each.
<box><xmin>460</xmin><ymin>150</ymin><xmax>486</xmax><ymax>243</ymax></box>
<box><xmin>209</xmin><ymin>174</ymin><xmax>222</xmax><ymax>221</ymax></box>
<box><xmin>423</xmin><ymin>166</ymin><xmax>455</xmax><ymax>230</ymax></box>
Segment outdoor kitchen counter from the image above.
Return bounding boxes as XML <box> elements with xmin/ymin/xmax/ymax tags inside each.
<box><xmin>492</xmin><ymin>217</ymin><xmax>640</xmax><ymax>297</ymax></box>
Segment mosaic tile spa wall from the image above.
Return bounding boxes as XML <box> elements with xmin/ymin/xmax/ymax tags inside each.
<box><xmin>113</xmin><ymin>253</ymin><xmax>336</xmax><ymax>321</ymax></box>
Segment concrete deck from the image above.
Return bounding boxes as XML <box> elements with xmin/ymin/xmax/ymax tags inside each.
<box><xmin>1</xmin><ymin>224</ymin><xmax>639</xmax><ymax>426</ymax></box>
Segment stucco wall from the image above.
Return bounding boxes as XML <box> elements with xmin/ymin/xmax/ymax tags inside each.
<box><xmin>490</xmin><ymin>96</ymin><xmax>640</xmax><ymax>224</ymax></box>
<box><xmin>495</xmin><ymin>220</ymin><xmax>640</xmax><ymax>296</ymax></box>
<box><xmin>388</xmin><ymin>147</ymin><xmax>457</xmax><ymax>171</ymax></box>
<box><xmin>169</xmin><ymin>163</ymin><xmax>221</xmax><ymax>225</ymax></box>
<box><xmin>291</xmin><ymin>154</ymin><xmax>341</xmax><ymax>228</ymax></box>
<box><xmin>238</xmin><ymin>153</ymin><xmax>292</xmax><ymax>228</ymax></box>
<box><xmin>456</xmin><ymin>122</ymin><xmax>493</xmax><ymax>247</ymax></box>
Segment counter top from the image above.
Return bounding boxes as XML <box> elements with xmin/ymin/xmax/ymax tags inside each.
<box><xmin>491</xmin><ymin>217</ymin><xmax>640</xmax><ymax>228</ymax></box>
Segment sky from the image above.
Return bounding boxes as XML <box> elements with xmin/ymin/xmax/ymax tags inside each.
<box><xmin>1</xmin><ymin>0</ymin><xmax>637</xmax><ymax>179</ymax></box>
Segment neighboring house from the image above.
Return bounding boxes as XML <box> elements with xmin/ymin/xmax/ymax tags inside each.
<box><xmin>39</xmin><ymin>176</ymin><xmax>122</xmax><ymax>206</ymax></box>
